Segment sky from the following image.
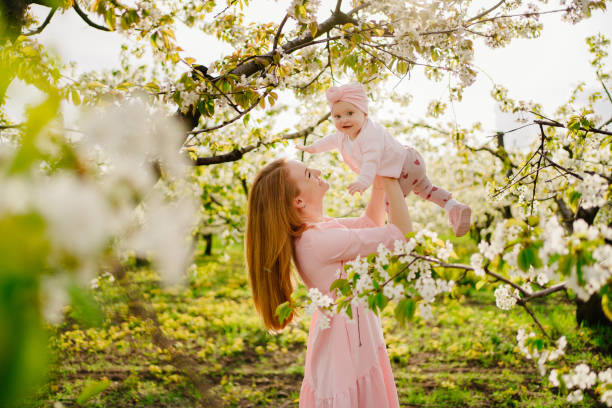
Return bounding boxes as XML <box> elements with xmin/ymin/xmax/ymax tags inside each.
<box><xmin>6</xmin><ymin>0</ymin><xmax>612</xmax><ymax>149</ymax></box>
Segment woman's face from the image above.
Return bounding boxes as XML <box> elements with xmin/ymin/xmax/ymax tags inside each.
<box><xmin>286</xmin><ymin>160</ymin><xmax>329</xmax><ymax>211</ymax></box>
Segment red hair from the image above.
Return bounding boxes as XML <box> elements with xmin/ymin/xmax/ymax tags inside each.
<box><xmin>245</xmin><ymin>159</ymin><xmax>307</xmax><ymax>330</ymax></box>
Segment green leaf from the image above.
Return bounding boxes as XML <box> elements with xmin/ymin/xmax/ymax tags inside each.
<box><xmin>568</xmin><ymin>117</ymin><xmax>581</xmax><ymax>132</ymax></box>
<box><xmin>475</xmin><ymin>280</ymin><xmax>486</xmax><ymax>291</ymax></box>
<box><xmin>558</xmin><ymin>255</ymin><xmax>574</xmax><ymax>277</ymax></box>
<box><xmin>105</xmin><ymin>8</ymin><xmax>116</xmax><ymax>31</ymax></box>
<box><xmin>367</xmin><ymin>294</ymin><xmax>377</xmax><ymax>313</ymax></box>
<box><xmin>275</xmin><ymin>301</ymin><xmax>293</xmax><ymax>325</ymax></box>
<box><xmin>394</xmin><ymin>298</ymin><xmax>416</xmax><ymax>325</ymax></box>
<box><xmin>308</xmin><ymin>22</ymin><xmax>318</xmax><ymax>38</ymax></box>
<box><xmin>576</xmin><ymin>253</ymin><xmax>586</xmax><ymax>285</ymax></box>
<box><xmin>548</xmin><ymin>253</ymin><xmax>561</xmax><ymax>265</ymax></box>
<box><xmin>517</xmin><ymin>247</ymin><xmax>531</xmax><ymax>272</ymax></box>
<box><xmin>569</xmin><ymin>191</ymin><xmax>581</xmax><ymax>208</ymax></box>
<box><xmin>77</xmin><ymin>378</ymin><xmax>111</xmax><ymax>405</ymax></box>
<box><xmin>297</xmin><ymin>5</ymin><xmax>307</xmax><ymax>17</ymax></box>
<box><xmin>329</xmin><ymin>279</ymin><xmax>348</xmax><ymax>292</ymax></box>
<box><xmin>517</xmin><ymin>246</ymin><xmax>542</xmax><ymax>272</ymax></box>
<box><xmin>375</xmin><ymin>292</ymin><xmax>388</xmax><ymax>311</ymax></box>
<box><xmin>70</xmin><ymin>89</ymin><xmax>81</xmax><ymax>105</ymax></box>
<box><xmin>197</xmin><ymin>100</ymin><xmax>206</xmax><ymax>115</ymax></box>
<box><xmin>345</xmin><ymin>303</ymin><xmax>353</xmax><ymax>319</ymax></box>
<box><xmin>397</xmin><ymin>60</ymin><xmax>408</xmax><ymax>74</ymax></box>
<box><xmin>534</xmin><ymin>338</ymin><xmax>544</xmax><ymax>350</ymax></box>
<box><xmin>530</xmin><ymin>248</ymin><xmax>543</xmax><ymax>268</ymax></box>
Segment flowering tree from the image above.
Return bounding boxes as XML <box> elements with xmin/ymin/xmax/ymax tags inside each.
<box><xmin>1</xmin><ymin>0</ymin><xmax>611</xmax><ymax>405</ymax></box>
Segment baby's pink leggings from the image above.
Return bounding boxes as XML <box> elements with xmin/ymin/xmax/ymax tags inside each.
<box><xmin>386</xmin><ymin>146</ymin><xmax>451</xmax><ymax>209</ymax></box>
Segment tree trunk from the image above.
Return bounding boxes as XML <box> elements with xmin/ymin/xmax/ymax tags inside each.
<box><xmin>576</xmin><ymin>293</ymin><xmax>612</xmax><ymax>329</ymax></box>
<box><xmin>203</xmin><ymin>233</ymin><xmax>213</xmax><ymax>256</ymax></box>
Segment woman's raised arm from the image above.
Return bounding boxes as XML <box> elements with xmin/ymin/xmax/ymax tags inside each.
<box><xmin>365</xmin><ymin>176</ymin><xmax>386</xmax><ymax>226</ymax></box>
<box><xmin>383</xmin><ymin>177</ymin><xmax>412</xmax><ymax>235</ymax></box>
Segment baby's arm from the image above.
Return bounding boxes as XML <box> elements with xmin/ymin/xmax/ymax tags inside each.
<box><xmin>296</xmin><ymin>134</ymin><xmax>338</xmax><ymax>154</ymax></box>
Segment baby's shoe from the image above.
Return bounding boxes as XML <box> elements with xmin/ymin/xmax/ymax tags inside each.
<box><xmin>447</xmin><ymin>201</ymin><xmax>471</xmax><ymax>237</ymax></box>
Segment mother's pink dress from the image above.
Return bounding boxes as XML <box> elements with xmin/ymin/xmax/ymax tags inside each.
<box><xmin>294</xmin><ymin>215</ymin><xmax>403</xmax><ymax>408</ymax></box>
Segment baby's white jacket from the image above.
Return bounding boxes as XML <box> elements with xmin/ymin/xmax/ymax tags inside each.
<box><xmin>309</xmin><ymin>118</ymin><xmax>408</xmax><ymax>190</ymax></box>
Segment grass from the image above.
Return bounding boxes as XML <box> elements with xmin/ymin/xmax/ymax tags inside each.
<box><xmin>24</xmin><ymin>237</ymin><xmax>612</xmax><ymax>407</ymax></box>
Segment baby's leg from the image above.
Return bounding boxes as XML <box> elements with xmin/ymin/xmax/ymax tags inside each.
<box><xmin>400</xmin><ymin>147</ymin><xmax>471</xmax><ymax>236</ymax></box>
<box><xmin>400</xmin><ymin>148</ymin><xmax>451</xmax><ymax>207</ymax></box>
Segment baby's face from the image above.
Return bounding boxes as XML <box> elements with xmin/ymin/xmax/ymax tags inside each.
<box><xmin>331</xmin><ymin>101</ymin><xmax>366</xmax><ymax>138</ymax></box>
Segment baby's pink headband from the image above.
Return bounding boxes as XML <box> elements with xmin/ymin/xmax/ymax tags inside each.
<box><xmin>326</xmin><ymin>83</ymin><xmax>369</xmax><ymax>114</ymax></box>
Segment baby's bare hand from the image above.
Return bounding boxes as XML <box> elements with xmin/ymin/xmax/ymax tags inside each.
<box><xmin>347</xmin><ymin>182</ymin><xmax>365</xmax><ymax>195</ymax></box>
<box><xmin>296</xmin><ymin>144</ymin><xmax>315</xmax><ymax>153</ymax></box>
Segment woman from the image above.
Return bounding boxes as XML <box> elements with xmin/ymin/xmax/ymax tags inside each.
<box><xmin>246</xmin><ymin>158</ymin><xmax>412</xmax><ymax>407</ymax></box>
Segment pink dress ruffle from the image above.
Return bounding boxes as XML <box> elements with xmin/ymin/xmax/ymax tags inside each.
<box><xmin>294</xmin><ymin>216</ymin><xmax>403</xmax><ymax>408</ymax></box>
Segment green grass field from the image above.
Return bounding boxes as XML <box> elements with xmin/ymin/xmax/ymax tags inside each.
<box><xmin>26</xmin><ymin>239</ymin><xmax>612</xmax><ymax>407</ymax></box>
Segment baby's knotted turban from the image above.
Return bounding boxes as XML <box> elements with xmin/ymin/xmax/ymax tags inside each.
<box><xmin>326</xmin><ymin>83</ymin><xmax>369</xmax><ymax>114</ymax></box>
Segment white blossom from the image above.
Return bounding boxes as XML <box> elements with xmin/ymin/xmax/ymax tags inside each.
<box><xmin>355</xmin><ymin>273</ymin><xmax>374</xmax><ymax>294</ymax></box>
<box><xmin>549</xmin><ymin>369</ymin><xmax>559</xmax><ymax>387</ymax></box>
<box><xmin>436</xmin><ymin>241</ymin><xmax>453</xmax><ymax>261</ymax></box>
<box><xmin>563</xmin><ymin>364</ymin><xmax>597</xmax><ymax>390</ymax></box>
<box><xmin>418</xmin><ymin>302</ymin><xmax>433</xmax><ymax>320</ymax></box>
<box><xmin>494</xmin><ymin>284</ymin><xmax>517</xmax><ymax>310</ymax></box>
<box><xmin>470</xmin><ymin>253</ymin><xmax>486</xmax><ymax>277</ymax></box>
<box><xmin>478</xmin><ymin>222</ymin><xmax>507</xmax><ymax>261</ymax></box>
<box><xmin>34</xmin><ymin>174</ymin><xmax>117</xmax><ymax>258</ymax></box>
<box><xmin>601</xmin><ymin>390</ymin><xmax>612</xmax><ymax>407</ymax></box>
<box><xmin>566</xmin><ymin>389</ymin><xmax>583</xmax><ymax>404</ymax></box>
<box><xmin>599</xmin><ymin>368</ymin><xmax>612</xmax><ymax>384</ymax></box>
<box><xmin>541</xmin><ymin>216</ymin><xmax>568</xmax><ymax>258</ymax></box>
<box><xmin>124</xmin><ymin>189</ymin><xmax>199</xmax><ymax>286</ymax></box>
<box><xmin>383</xmin><ymin>283</ymin><xmax>405</xmax><ymax>302</ymax></box>
<box><xmin>576</xmin><ymin>174</ymin><xmax>608</xmax><ymax>209</ymax></box>
<box><xmin>536</xmin><ymin>273</ymin><xmax>549</xmax><ymax>286</ymax></box>
<box><xmin>318</xmin><ymin>313</ymin><xmax>331</xmax><ymax>330</ymax></box>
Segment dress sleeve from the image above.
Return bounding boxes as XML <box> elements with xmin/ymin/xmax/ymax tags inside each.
<box><xmin>305</xmin><ymin>223</ymin><xmax>404</xmax><ymax>264</ymax></box>
<box><xmin>309</xmin><ymin>133</ymin><xmax>340</xmax><ymax>153</ymax></box>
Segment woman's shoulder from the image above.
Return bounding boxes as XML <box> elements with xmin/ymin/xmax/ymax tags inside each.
<box><xmin>298</xmin><ymin>218</ymin><xmax>344</xmax><ymax>240</ymax></box>
<box><xmin>303</xmin><ymin>218</ymin><xmax>343</xmax><ymax>232</ymax></box>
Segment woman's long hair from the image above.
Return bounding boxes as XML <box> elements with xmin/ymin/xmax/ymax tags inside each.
<box><xmin>246</xmin><ymin>159</ymin><xmax>307</xmax><ymax>331</ymax></box>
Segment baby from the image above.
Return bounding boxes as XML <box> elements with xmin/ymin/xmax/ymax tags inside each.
<box><xmin>296</xmin><ymin>83</ymin><xmax>472</xmax><ymax>237</ymax></box>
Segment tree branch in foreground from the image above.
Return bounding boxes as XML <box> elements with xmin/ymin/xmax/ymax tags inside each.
<box><xmin>23</xmin><ymin>7</ymin><xmax>57</xmax><ymax>36</ymax></box>
<box><xmin>409</xmin><ymin>254</ymin><xmax>566</xmax><ymax>339</ymax></box>
<box><xmin>466</xmin><ymin>0</ymin><xmax>506</xmax><ymax>23</ymax></box>
<box><xmin>73</xmin><ymin>1</ymin><xmax>111</xmax><ymax>31</ymax></box>
<box><xmin>534</xmin><ymin>119</ymin><xmax>612</xmax><ymax>136</ymax></box>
